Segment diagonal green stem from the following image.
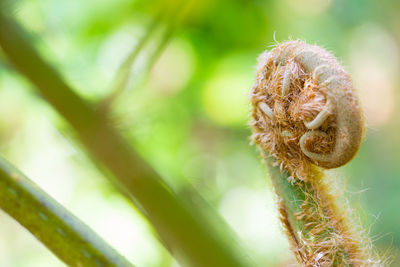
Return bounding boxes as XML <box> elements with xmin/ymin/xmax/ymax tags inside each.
<box><xmin>103</xmin><ymin>14</ymin><xmax>161</xmax><ymax>108</ymax></box>
<box><xmin>0</xmin><ymin>156</ymin><xmax>133</xmax><ymax>267</ymax></box>
<box><xmin>265</xmin><ymin>155</ymin><xmax>370</xmax><ymax>266</ymax></box>
<box><xmin>0</xmin><ymin>12</ymin><xmax>251</xmax><ymax>267</ymax></box>
<box><xmin>265</xmin><ymin>156</ymin><xmax>306</xmax><ymax>233</ymax></box>
<box><xmin>103</xmin><ymin>0</ymin><xmax>188</xmax><ymax>109</ymax></box>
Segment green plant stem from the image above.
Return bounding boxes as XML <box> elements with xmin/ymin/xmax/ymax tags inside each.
<box><xmin>0</xmin><ymin>156</ymin><xmax>133</xmax><ymax>267</ymax></box>
<box><xmin>103</xmin><ymin>14</ymin><xmax>161</xmax><ymax>108</ymax></box>
<box><xmin>142</xmin><ymin>20</ymin><xmax>174</xmax><ymax>78</ymax></box>
<box><xmin>265</xmin><ymin>156</ymin><xmax>307</xmax><ymax>236</ymax></box>
<box><xmin>103</xmin><ymin>0</ymin><xmax>187</xmax><ymax>109</ymax></box>
<box><xmin>0</xmin><ymin>13</ymin><xmax>250</xmax><ymax>267</ymax></box>
<box><xmin>265</xmin><ymin>155</ymin><xmax>368</xmax><ymax>266</ymax></box>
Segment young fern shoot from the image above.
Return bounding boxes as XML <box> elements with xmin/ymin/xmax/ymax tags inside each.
<box><xmin>250</xmin><ymin>41</ymin><xmax>380</xmax><ymax>266</ymax></box>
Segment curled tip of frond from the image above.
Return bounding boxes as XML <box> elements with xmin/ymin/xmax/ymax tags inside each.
<box><xmin>250</xmin><ymin>40</ymin><xmax>364</xmax><ymax>179</ymax></box>
<box><xmin>251</xmin><ymin>41</ymin><xmax>382</xmax><ymax>266</ymax></box>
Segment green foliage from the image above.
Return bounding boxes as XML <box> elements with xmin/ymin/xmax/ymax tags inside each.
<box><xmin>0</xmin><ymin>0</ymin><xmax>399</xmax><ymax>266</ymax></box>
<box><xmin>0</xmin><ymin>157</ymin><xmax>133</xmax><ymax>267</ymax></box>
<box><xmin>0</xmin><ymin>10</ymin><xmax>251</xmax><ymax>267</ymax></box>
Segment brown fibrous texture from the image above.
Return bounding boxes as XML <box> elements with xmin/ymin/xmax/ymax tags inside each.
<box><xmin>250</xmin><ymin>40</ymin><xmax>364</xmax><ymax>181</ymax></box>
<box><xmin>251</xmin><ymin>41</ymin><xmax>382</xmax><ymax>266</ymax></box>
<box><xmin>281</xmin><ymin>169</ymin><xmax>376</xmax><ymax>266</ymax></box>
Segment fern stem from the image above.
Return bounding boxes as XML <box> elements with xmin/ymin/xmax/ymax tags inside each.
<box><xmin>265</xmin><ymin>155</ymin><xmax>370</xmax><ymax>266</ymax></box>
<box><xmin>0</xmin><ymin>156</ymin><xmax>133</xmax><ymax>267</ymax></box>
<box><xmin>251</xmin><ymin>41</ymin><xmax>379</xmax><ymax>266</ymax></box>
<box><xmin>102</xmin><ymin>13</ymin><xmax>161</xmax><ymax>108</ymax></box>
<box><xmin>0</xmin><ymin>11</ymin><xmax>251</xmax><ymax>267</ymax></box>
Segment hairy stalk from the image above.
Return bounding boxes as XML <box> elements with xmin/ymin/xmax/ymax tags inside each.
<box><xmin>0</xmin><ymin>156</ymin><xmax>133</xmax><ymax>267</ymax></box>
<box><xmin>266</xmin><ymin>156</ymin><xmax>374</xmax><ymax>266</ymax></box>
<box><xmin>0</xmin><ymin>11</ymin><xmax>251</xmax><ymax>267</ymax></box>
<box><xmin>251</xmin><ymin>41</ymin><xmax>379</xmax><ymax>266</ymax></box>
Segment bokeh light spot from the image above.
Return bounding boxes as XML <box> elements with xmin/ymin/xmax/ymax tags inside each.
<box><xmin>202</xmin><ymin>54</ymin><xmax>254</xmax><ymax>126</ymax></box>
<box><xmin>285</xmin><ymin>0</ymin><xmax>332</xmax><ymax>16</ymax></box>
<box><xmin>149</xmin><ymin>38</ymin><xmax>195</xmax><ymax>96</ymax></box>
<box><xmin>348</xmin><ymin>24</ymin><xmax>398</xmax><ymax>126</ymax></box>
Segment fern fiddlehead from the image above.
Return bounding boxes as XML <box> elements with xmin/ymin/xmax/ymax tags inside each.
<box><xmin>250</xmin><ymin>41</ymin><xmax>380</xmax><ymax>266</ymax></box>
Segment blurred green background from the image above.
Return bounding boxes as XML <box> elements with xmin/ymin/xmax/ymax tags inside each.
<box><xmin>0</xmin><ymin>0</ymin><xmax>399</xmax><ymax>266</ymax></box>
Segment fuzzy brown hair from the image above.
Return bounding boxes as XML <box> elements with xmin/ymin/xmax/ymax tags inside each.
<box><xmin>250</xmin><ymin>40</ymin><xmax>364</xmax><ymax>181</ymax></box>
<box><xmin>251</xmin><ymin>41</ymin><xmax>382</xmax><ymax>266</ymax></box>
